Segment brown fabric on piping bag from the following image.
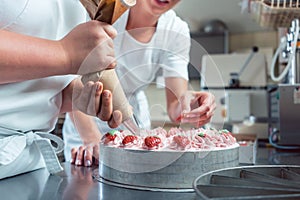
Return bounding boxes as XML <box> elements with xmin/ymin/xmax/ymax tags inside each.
<box><xmin>80</xmin><ymin>0</ymin><xmax>134</xmax><ymax>24</ymax></box>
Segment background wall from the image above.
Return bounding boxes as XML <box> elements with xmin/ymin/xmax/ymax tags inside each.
<box><xmin>173</xmin><ymin>0</ymin><xmax>279</xmax><ymax>52</ymax></box>
<box><xmin>173</xmin><ymin>0</ymin><xmax>271</xmax><ymax>33</ymax></box>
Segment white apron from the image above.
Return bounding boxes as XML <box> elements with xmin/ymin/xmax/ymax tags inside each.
<box><xmin>0</xmin><ymin>0</ymin><xmax>87</xmax><ymax>179</ymax></box>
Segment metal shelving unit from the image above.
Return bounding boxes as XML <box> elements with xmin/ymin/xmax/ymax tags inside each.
<box><xmin>250</xmin><ymin>0</ymin><xmax>300</xmax><ymax>28</ymax></box>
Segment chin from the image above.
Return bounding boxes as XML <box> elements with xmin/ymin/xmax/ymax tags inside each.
<box><xmin>151</xmin><ymin>0</ymin><xmax>174</xmax><ymax>11</ymax></box>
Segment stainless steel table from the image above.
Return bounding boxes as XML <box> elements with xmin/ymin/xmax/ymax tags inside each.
<box><xmin>1</xmin><ymin>147</ymin><xmax>300</xmax><ymax>200</ymax></box>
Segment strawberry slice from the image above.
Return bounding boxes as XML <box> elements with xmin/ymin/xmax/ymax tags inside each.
<box><xmin>173</xmin><ymin>135</ymin><xmax>190</xmax><ymax>148</ymax></box>
<box><xmin>175</xmin><ymin>115</ymin><xmax>183</xmax><ymax>122</ymax></box>
<box><xmin>144</xmin><ymin>136</ymin><xmax>161</xmax><ymax>148</ymax></box>
<box><xmin>122</xmin><ymin>135</ymin><xmax>137</xmax><ymax>145</ymax></box>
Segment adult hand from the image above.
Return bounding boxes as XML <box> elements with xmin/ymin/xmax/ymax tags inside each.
<box><xmin>71</xmin><ymin>144</ymin><xmax>99</xmax><ymax>167</ymax></box>
<box><xmin>71</xmin><ymin>78</ymin><xmax>122</xmax><ymax>128</ymax></box>
<box><xmin>177</xmin><ymin>91</ymin><xmax>216</xmax><ymax>127</ymax></box>
<box><xmin>59</xmin><ymin>20</ymin><xmax>117</xmax><ymax>75</ymax></box>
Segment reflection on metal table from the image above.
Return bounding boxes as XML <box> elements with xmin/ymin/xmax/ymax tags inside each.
<box><xmin>0</xmin><ymin>147</ymin><xmax>300</xmax><ymax>200</ymax></box>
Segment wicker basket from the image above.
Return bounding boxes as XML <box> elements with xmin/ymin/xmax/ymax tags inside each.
<box><xmin>251</xmin><ymin>0</ymin><xmax>300</xmax><ymax>28</ymax></box>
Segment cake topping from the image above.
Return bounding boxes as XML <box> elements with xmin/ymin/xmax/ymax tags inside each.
<box><xmin>101</xmin><ymin>127</ymin><xmax>237</xmax><ymax>151</ymax></box>
<box><xmin>172</xmin><ymin>135</ymin><xmax>191</xmax><ymax>150</ymax></box>
<box><xmin>104</xmin><ymin>133</ymin><xmax>117</xmax><ymax>141</ymax></box>
<box><xmin>144</xmin><ymin>136</ymin><xmax>162</xmax><ymax>149</ymax></box>
<box><xmin>102</xmin><ymin>130</ymin><xmax>120</xmax><ymax>145</ymax></box>
<box><xmin>108</xmin><ymin>130</ymin><xmax>119</xmax><ymax>135</ymax></box>
<box><xmin>198</xmin><ymin>132</ymin><xmax>206</xmax><ymax>137</ymax></box>
<box><xmin>219</xmin><ymin>129</ymin><xmax>230</xmax><ymax>134</ymax></box>
<box><xmin>122</xmin><ymin>135</ymin><xmax>138</xmax><ymax>145</ymax></box>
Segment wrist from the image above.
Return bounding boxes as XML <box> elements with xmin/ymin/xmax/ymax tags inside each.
<box><xmin>82</xmin><ymin>133</ymin><xmax>102</xmax><ymax>145</ymax></box>
<box><xmin>57</xmin><ymin>40</ymin><xmax>75</xmax><ymax>75</ymax></box>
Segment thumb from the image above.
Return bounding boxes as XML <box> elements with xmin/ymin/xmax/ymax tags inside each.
<box><xmin>102</xmin><ymin>23</ymin><xmax>117</xmax><ymax>39</ymax></box>
<box><xmin>179</xmin><ymin>92</ymin><xmax>193</xmax><ymax>113</ymax></box>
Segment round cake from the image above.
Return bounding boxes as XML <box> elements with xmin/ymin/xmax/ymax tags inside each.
<box><xmin>98</xmin><ymin>127</ymin><xmax>239</xmax><ymax>191</ymax></box>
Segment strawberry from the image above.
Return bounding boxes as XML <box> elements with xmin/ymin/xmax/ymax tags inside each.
<box><xmin>105</xmin><ymin>134</ymin><xmax>116</xmax><ymax>141</ymax></box>
<box><xmin>144</xmin><ymin>136</ymin><xmax>161</xmax><ymax>148</ymax></box>
<box><xmin>103</xmin><ymin>130</ymin><xmax>118</xmax><ymax>142</ymax></box>
<box><xmin>122</xmin><ymin>135</ymin><xmax>137</xmax><ymax>145</ymax></box>
<box><xmin>173</xmin><ymin>135</ymin><xmax>190</xmax><ymax>148</ymax></box>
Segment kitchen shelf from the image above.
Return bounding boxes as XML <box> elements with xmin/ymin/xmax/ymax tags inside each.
<box><xmin>250</xmin><ymin>0</ymin><xmax>300</xmax><ymax>28</ymax></box>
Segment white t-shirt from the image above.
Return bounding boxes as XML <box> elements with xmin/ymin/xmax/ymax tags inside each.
<box><xmin>62</xmin><ymin>9</ymin><xmax>191</xmax><ymax>161</ymax></box>
<box><xmin>0</xmin><ymin>0</ymin><xmax>87</xmax><ymax>179</ymax></box>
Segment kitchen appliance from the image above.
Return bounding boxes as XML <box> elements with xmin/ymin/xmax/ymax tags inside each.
<box><xmin>269</xmin><ymin>18</ymin><xmax>300</xmax><ymax>146</ymax></box>
<box><xmin>269</xmin><ymin>84</ymin><xmax>300</xmax><ymax>146</ymax></box>
<box><xmin>229</xmin><ymin>46</ymin><xmax>259</xmax><ymax>88</ymax></box>
<box><xmin>201</xmin><ymin>51</ymin><xmax>268</xmax><ymax>130</ymax></box>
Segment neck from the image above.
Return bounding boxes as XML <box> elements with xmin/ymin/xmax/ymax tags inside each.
<box><xmin>126</xmin><ymin>7</ymin><xmax>159</xmax><ymax>30</ymax></box>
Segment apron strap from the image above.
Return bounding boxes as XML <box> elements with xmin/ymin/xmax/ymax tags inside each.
<box><xmin>34</xmin><ymin>138</ymin><xmax>63</xmax><ymax>174</ymax></box>
<box><xmin>0</xmin><ymin>126</ymin><xmax>64</xmax><ymax>174</ymax></box>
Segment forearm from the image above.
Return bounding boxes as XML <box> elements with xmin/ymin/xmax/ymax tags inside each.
<box><xmin>165</xmin><ymin>77</ymin><xmax>188</xmax><ymax>122</ymax></box>
<box><xmin>61</xmin><ymin>80</ymin><xmax>76</xmax><ymax>114</ymax></box>
<box><xmin>167</xmin><ymin>101</ymin><xmax>182</xmax><ymax>123</ymax></box>
<box><xmin>0</xmin><ymin>30</ymin><xmax>69</xmax><ymax>84</ymax></box>
<box><xmin>69</xmin><ymin>110</ymin><xmax>102</xmax><ymax>145</ymax></box>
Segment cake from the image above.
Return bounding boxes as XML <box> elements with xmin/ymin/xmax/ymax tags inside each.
<box><xmin>98</xmin><ymin>127</ymin><xmax>239</xmax><ymax>190</ymax></box>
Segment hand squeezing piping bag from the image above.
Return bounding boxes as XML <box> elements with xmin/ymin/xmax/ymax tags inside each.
<box><xmin>80</xmin><ymin>0</ymin><xmax>138</xmax><ymax>134</ymax></box>
<box><xmin>81</xmin><ymin>70</ymin><xmax>140</xmax><ymax>135</ymax></box>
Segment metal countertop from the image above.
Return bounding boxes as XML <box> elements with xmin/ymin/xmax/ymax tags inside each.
<box><xmin>1</xmin><ymin>147</ymin><xmax>300</xmax><ymax>200</ymax></box>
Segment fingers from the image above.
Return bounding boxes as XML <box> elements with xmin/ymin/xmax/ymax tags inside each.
<box><xmin>108</xmin><ymin>110</ymin><xmax>122</xmax><ymax>128</ymax></box>
<box><xmin>181</xmin><ymin>111</ymin><xmax>212</xmax><ymax>124</ymax></box>
<box><xmin>180</xmin><ymin>116</ymin><xmax>212</xmax><ymax>129</ymax></box>
<box><xmin>87</xmin><ymin>81</ymin><xmax>103</xmax><ymax>115</ymax></box>
<box><xmin>74</xmin><ymin>80</ymin><xmax>123</xmax><ymax>127</ymax></box>
<box><xmin>183</xmin><ymin>104</ymin><xmax>210</xmax><ymax>117</ymax></box>
<box><xmin>179</xmin><ymin>91</ymin><xmax>216</xmax><ymax>127</ymax></box>
<box><xmin>71</xmin><ymin>145</ymin><xmax>97</xmax><ymax>167</ymax></box>
<box><xmin>75</xmin><ymin>81</ymin><xmax>103</xmax><ymax>116</ymax></box>
<box><xmin>75</xmin><ymin>146</ymin><xmax>85</xmax><ymax>166</ymax></box>
<box><xmin>106</xmin><ymin>58</ymin><xmax>117</xmax><ymax>70</ymax></box>
<box><xmin>83</xmin><ymin>146</ymin><xmax>93</xmax><ymax>167</ymax></box>
<box><xmin>179</xmin><ymin>92</ymin><xmax>193</xmax><ymax>113</ymax></box>
<box><xmin>100</xmin><ymin>22</ymin><xmax>117</xmax><ymax>39</ymax></box>
<box><xmin>198</xmin><ymin>93</ymin><xmax>216</xmax><ymax>118</ymax></box>
<box><xmin>70</xmin><ymin>147</ymin><xmax>78</xmax><ymax>164</ymax></box>
<box><xmin>99</xmin><ymin>38</ymin><xmax>117</xmax><ymax>70</ymax></box>
<box><xmin>180</xmin><ymin>109</ymin><xmax>214</xmax><ymax>128</ymax></box>
<box><xmin>195</xmin><ymin>118</ymin><xmax>212</xmax><ymax>128</ymax></box>
<box><xmin>96</xmin><ymin>90</ymin><xmax>123</xmax><ymax>128</ymax></box>
<box><xmin>72</xmin><ymin>21</ymin><xmax>117</xmax><ymax>75</ymax></box>
<box><xmin>97</xmin><ymin>90</ymin><xmax>113</xmax><ymax>121</ymax></box>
